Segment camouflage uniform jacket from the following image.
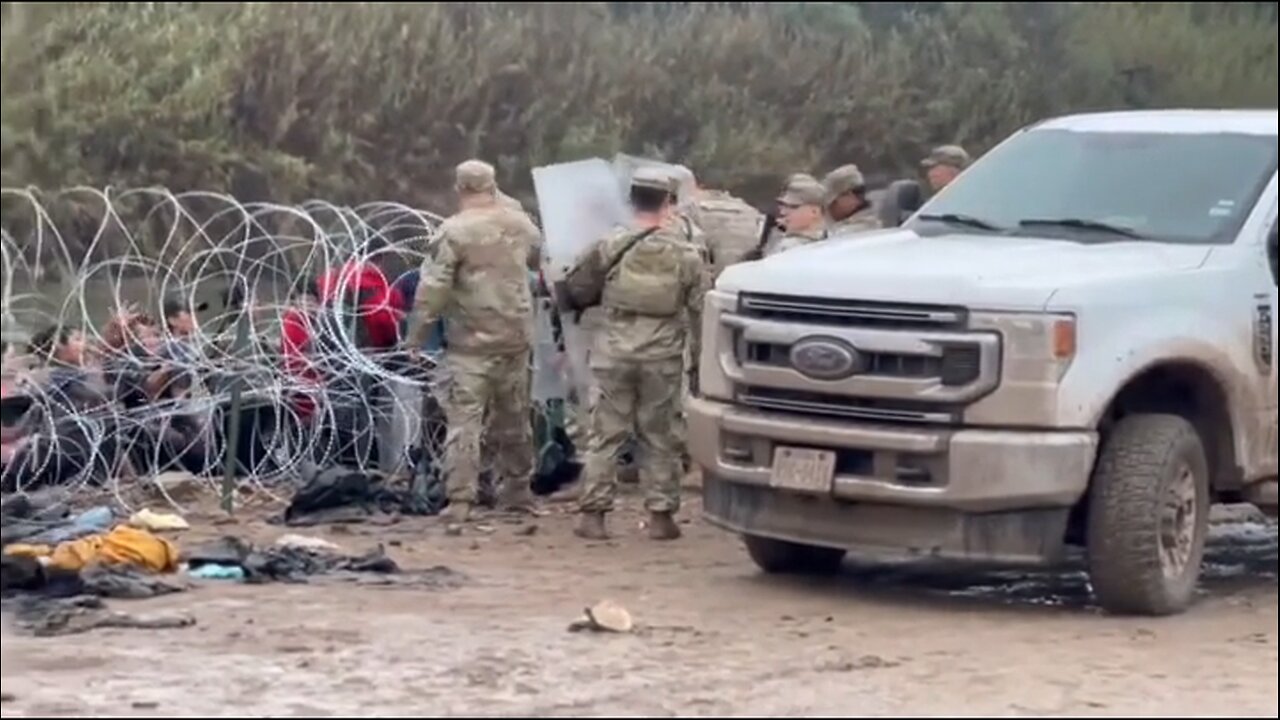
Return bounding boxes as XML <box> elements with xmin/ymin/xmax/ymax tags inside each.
<box><xmin>671</xmin><ymin>210</ymin><xmax>713</xmax><ymax>289</ymax></box>
<box><xmin>584</xmin><ymin>216</ymin><xmax>709</xmax><ymax>366</ymax></box>
<box><xmin>406</xmin><ymin>203</ymin><xmax>542</xmax><ymax>355</ymax></box>
<box><xmin>827</xmin><ymin>206</ymin><xmax>882</xmax><ymax>236</ymax></box>
<box><xmin>684</xmin><ymin>191</ymin><xmax>764</xmax><ymax>277</ymax></box>
<box><xmin>766</xmin><ymin>227</ymin><xmax>827</xmax><ymax>257</ymax></box>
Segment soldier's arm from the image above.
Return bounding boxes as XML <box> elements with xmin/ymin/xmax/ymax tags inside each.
<box><xmin>684</xmin><ymin>245</ymin><xmax>710</xmax><ymax>365</ymax></box>
<box><xmin>690</xmin><ymin>215</ymin><xmax>713</xmax><ymax>265</ymax></box>
<box><xmin>521</xmin><ymin>215</ymin><xmax>545</xmax><ymax>272</ymax></box>
<box><xmin>405</xmin><ymin>233</ymin><xmax>459</xmax><ymax>348</ymax></box>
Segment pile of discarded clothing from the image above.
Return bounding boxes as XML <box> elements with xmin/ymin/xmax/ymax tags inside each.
<box><xmin>7</xmin><ymin>594</ymin><xmax>195</xmax><ymax>637</ymax></box>
<box><xmin>1</xmin><ymin>491</ymin><xmax>111</xmax><ymax>548</ymax></box>
<box><xmin>2</xmin><ymin>494</ymin><xmax>195</xmax><ymax>637</ymax></box>
<box><xmin>1</xmin><ymin>493</ymin><xmax>187</xmax><ymax>601</ymax></box>
<box><xmin>278</xmin><ymin>465</ymin><xmax>442</xmax><ymax>526</ymax></box>
<box><xmin>277</xmin><ymin>461</ymin><xmax>582</xmax><ymax>527</ymax></box>
<box><xmin>185</xmin><ymin>535</ymin><xmax>400</xmax><ymax>584</ymax></box>
<box><xmin>5</xmin><ymin>524</ymin><xmax>180</xmax><ymax>579</ymax></box>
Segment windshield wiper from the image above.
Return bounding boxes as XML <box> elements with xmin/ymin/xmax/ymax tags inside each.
<box><xmin>916</xmin><ymin>213</ymin><xmax>1007</xmax><ymax>232</ymax></box>
<box><xmin>1018</xmin><ymin>218</ymin><xmax>1148</xmax><ymax>240</ymax></box>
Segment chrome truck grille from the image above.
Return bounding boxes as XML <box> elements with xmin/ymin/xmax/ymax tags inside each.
<box><xmin>736</xmin><ymin>387</ymin><xmax>959</xmax><ymax>425</ymax></box>
<box><xmin>717</xmin><ymin>294</ymin><xmax>999</xmax><ymax>425</ymax></box>
<box><xmin>737</xmin><ymin>293</ymin><xmax>967</xmax><ymax>330</ymax></box>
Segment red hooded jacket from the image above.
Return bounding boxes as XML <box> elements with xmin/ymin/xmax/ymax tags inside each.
<box><xmin>280</xmin><ymin>262</ymin><xmax>406</xmax><ymax>419</ymax></box>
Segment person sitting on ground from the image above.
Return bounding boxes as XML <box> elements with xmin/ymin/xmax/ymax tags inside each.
<box><xmin>98</xmin><ymin>303</ymin><xmax>152</xmax><ymax>354</ymax></box>
<box><xmin>1</xmin><ymin>343</ymin><xmax>41</xmax><ymax>475</ymax></box>
<box><xmin>161</xmin><ymin>293</ymin><xmax>205</xmax><ymax>340</ymax></box>
<box><xmin>105</xmin><ymin>310</ymin><xmax>212</xmax><ymax>476</ymax></box>
<box><xmin>315</xmin><ymin>261</ymin><xmax>406</xmax><ymax>352</ymax></box>
<box><xmin>104</xmin><ymin>315</ymin><xmax>166</xmax><ymax>410</ymax></box>
<box><xmin>159</xmin><ymin>292</ymin><xmax>209</xmax><ymax>365</ymax></box>
<box><xmin>26</xmin><ymin>326</ymin><xmax>111</xmax><ymax>413</ymax></box>
<box><xmin>2</xmin><ymin>325</ymin><xmax>137</xmax><ymax>491</ymax></box>
<box><xmin>303</xmin><ymin>267</ymin><xmax>406</xmax><ymax>469</ymax></box>
<box><xmin>280</xmin><ymin>278</ymin><xmax>326</xmax><ymax>423</ymax></box>
<box><xmin>95</xmin><ymin>305</ymin><xmax>195</xmax><ymax>410</ymax></box>
<box><xmin>921</xmin><ymin>144</ymin><xmax>971</xmax><ymax>195</ymax></box>
<box><xmin>823</xmin><ymin>164</ymin><xmax>882</xmax><ymax>236</ymax></box>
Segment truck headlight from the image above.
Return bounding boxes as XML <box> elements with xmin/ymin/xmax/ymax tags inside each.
<box><xmin>971</xmin><ymin>312</ymin><xmax>1078</xmax><ymax>382</ymax></box>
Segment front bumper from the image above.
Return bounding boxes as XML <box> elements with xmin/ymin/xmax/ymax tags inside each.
<box><xmin>688</xmin><ymin>397</ymin><xmax>1096</xmax><ymax>513</ymax></box>
<box><xmin>689</xmin><ymin>397</ymin><xmax>1098</xmax><ymax>563</ymax></box>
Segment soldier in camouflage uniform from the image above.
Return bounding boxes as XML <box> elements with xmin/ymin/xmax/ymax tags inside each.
<box><xmin>823</xmin><ymin>164</ymin><xmax>882</xmax><ymax>236</ymax></box>
<box><xmin>766</xmin><ymin>174</ymin><xmax>828</xmax><ymax>257</ymax></box>
<box><xmin>921</xmin><ymin>145</ymin><xmax>971</xmax><ymax>195</ymax></box>
<box><xmin>683</xmin><ymin>182</ymin><xmax>765</xmax><ymax>281</ymax></box>
<box><xmin>562</xmin><ymin>190</ymin><xmax>707</xmax><ymax>492</ymax></box>
<box><xmin>572</xmin><ymin>167</ymin><xmax>709</xmax><ymax>541</ymax></box>
<box><xmin>405</xmin><ymin>159</ymin><xmax>542</xmax><ymax>523</ymax></box>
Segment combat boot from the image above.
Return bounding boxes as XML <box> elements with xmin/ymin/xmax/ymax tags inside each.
<box><xmin>499</xmin><ymin>480</ymin><xmax>544</xmax><ymax>517</ymax></box>
<box><xmin>648</xmin><ymin>511</ymin><xmax>682</xmax><ymax>541</ymax></box>
<box><xmin>574</xmin><ymin>511</ymin><xmax>610</xmax><ymax>540</ymax></box>
<box><xmin>440</xmin><ymin>500</ymin><xmax>473</xmax><ymax>525</ymax></box>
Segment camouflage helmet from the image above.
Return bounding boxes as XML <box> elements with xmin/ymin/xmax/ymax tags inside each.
<box><xmin>920</xmin><ymin>145</ymin><xmax>971</xmax><ymax>170</ymax></box>
<box><xmin>631</xmin><ymin>166</ymin><xmax>677</xmax><ymax>194</ymax></box>
<box><xmin>822</xmin><ymin>164</ymin><xmax>867</xmax><ymax>204</ymax></box>
<box><xmin>455</xmin><ymin>159</ymin><xmax>498</xmax><ymax>194</ymax></box>
<box><xmin>776</xmin><ymin>174</ymin><xmax>825</xmax><ymax>207</ymax></box>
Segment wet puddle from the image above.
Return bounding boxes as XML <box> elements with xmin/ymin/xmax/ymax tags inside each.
<box><xmin>838</xmin><ymin>511</ymin><xmax>1277</xmax><ymax>610</ymax></box>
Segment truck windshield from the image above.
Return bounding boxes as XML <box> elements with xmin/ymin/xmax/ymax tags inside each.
<box><xmin>912</xmin><ymin>128</ymin><xmax>1278</xmax><ymax>244</ymax></box>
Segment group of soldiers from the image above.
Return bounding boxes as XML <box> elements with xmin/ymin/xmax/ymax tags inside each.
<box><xmin>401</xmin><ymin>145</ymin><xmax>971</xmax><ymax>541</ymax></box>
<box><xmin>753</xmin><ymin>143</ymin><xmax>970</xmax><ymax>260</ymax></box>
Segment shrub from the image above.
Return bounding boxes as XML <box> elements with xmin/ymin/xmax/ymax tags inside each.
<box><xmin>2</xmin><ymin>2</ymin><xmax>1276</xmax><ymax>212</ymax></box>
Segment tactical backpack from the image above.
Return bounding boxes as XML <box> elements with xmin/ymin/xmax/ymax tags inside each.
<box><xmin>691</xmin><ymin>192</ymin><xmax>765</xmax><ymax>277</ymax></box>
<box><xmin>602</xmin><ymin>234</ymin><xmax>688</xmax><ymax>318</ymax></box>
<box><xmin>555</xmin><ymin>227</ymin><xmax>657</xmax><ymax>314</ymax></box>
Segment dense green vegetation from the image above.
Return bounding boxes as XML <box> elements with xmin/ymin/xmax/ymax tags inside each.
<box><xmin>2</xmin><ymin>2</ymin><xmax>1276</xmax><ymax>209</ymax></box>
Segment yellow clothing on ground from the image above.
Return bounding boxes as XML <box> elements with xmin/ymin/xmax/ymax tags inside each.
<box><xmin>3</xmin><ymin>525</ymin><xmax>180</xmax><ymax>573</ymax></box>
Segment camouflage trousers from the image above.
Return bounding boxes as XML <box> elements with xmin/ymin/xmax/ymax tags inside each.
<box><xmin>566</xmin><ymin>353</ymin><xmax>691</xmax><ymax>468</ymax></box>
<box><xmin>443</xmin><ymin>350</ymin><xmax>534</xmax><ymax>506</ymax></box>
<box><xmin>564</xmin><ymin>391</ymin><xmax>591</xmax><ymax>454</ymax></box>
<box><xmin>579</xmin><ymin>357</ymin><xmax>685</xmax><ymax>514</ymax></box>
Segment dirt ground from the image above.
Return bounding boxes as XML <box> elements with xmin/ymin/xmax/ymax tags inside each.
<box><xmin>1</xmin><ymin>491</ymin><xmax>1276</xmax><ymax>718</ymax></box>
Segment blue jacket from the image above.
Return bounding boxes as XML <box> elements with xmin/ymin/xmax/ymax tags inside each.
<box><xmin>392</xmin><ymin>270</ymin><xmax>447</xmax><ymax>352</ymax></box>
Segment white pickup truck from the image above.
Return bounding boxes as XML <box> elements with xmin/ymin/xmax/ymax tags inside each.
<box><xmin>689</xmin><ymin>109</ymin><xmax>1278</xmax><ymax>616</ymax></box>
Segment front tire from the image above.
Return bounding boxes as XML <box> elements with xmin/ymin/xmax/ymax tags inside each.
<box><xmin>1086</xmin><ymin>414</ymin><xmax>1210</xmax><ymax>616</ymax></box>
<box><xmin>744</xmin><ymin>534</ymin><xmax>847</xmax><ymax>575</ymax></box>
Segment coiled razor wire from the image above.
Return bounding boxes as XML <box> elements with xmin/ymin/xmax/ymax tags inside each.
<box><xmin>0</xmin><ymin>186</ymin><xmax>557</xmax><ymax>512</ymax></box>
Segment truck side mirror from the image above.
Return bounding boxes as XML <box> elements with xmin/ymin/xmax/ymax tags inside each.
<box><xmin>1268</xmin><ymin>224</ymin><xmax>1278</xmax><ymax>287</ymax></box>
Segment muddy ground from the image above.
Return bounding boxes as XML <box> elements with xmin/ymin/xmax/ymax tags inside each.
<box><xmin>1</xmin><ymin>493</ymin><xmax>1276</xmax><ymax>717</ymax></box>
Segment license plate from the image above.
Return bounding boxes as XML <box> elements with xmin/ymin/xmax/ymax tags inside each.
<box><xmin>770</xmin><ymin>447</ymin><xmax>836</xmax><ymax>494</ymax></box>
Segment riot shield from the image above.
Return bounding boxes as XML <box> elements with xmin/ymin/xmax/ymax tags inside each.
<box><xmin>534</xmin><ymin>158</ymin><xmax>629</xmax><ymax>280</ymax></box>
<box><xmin>531</xmin><ymin>159</ymin><xmax>629</xmax><ymax>405</ymax></box>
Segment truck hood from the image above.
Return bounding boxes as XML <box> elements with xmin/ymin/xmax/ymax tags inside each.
<box><xmin>715</xmin><ymin>229</ymin><xmax>1212</xmax><ymax>311</ymax></box>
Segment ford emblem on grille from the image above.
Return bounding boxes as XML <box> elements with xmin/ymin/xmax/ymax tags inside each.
<box><xmin>789</xmin><ymin>337</ymin><xmax>863</xmax><ymax>381</ymax></box>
